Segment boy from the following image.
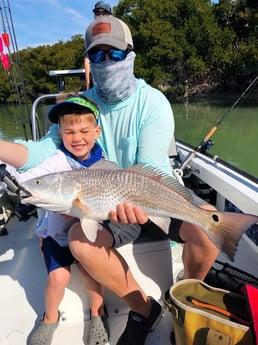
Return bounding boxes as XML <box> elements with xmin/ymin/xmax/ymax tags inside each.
<box><xmin>6</xmin><ymin>95</ymin><xmax>108</xmax><ymax>345</ymax></box>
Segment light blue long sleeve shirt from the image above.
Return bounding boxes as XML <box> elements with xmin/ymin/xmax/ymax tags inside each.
<box><xmin>17</xmin><ymin>79</ymin><xmax>175</xmax><ymax>176</ymax></box>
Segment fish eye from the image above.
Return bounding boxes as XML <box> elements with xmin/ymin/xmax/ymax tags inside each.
<box><xmin>36</xmin><ymin>180</ymin><xmax>40</xmax><ymax>184</ymax></box>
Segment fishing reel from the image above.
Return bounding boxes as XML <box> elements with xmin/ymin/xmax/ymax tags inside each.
<box><xmin>200</xmin><ymin>139</ymin><xmax>214</xmax><ymax>153</ymax></box>
<box><xmin>0</xmin><ymin>163</ymin><xmax>20</xmax><ymax>194</ymax></box>
<box><xmin>0</xmin><ymin>164</ymin><xmax>37</xmax><ymax>223</ymax></box>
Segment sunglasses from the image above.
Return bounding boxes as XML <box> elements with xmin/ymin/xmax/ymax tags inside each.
<box><xmin>94</xmin><ymin>10</ymin><xmax>110</xmax><ymax>16</ymax></box>
<box><xmin>88</xmin><ymin>48</ymin><xmax>129</xmax><ymax>63</ymax></box>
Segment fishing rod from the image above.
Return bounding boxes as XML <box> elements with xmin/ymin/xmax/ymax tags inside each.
<box><xmin>178</xmin><ymin>74</ymin><xmax>258</xmax><ymax>174</ymax></box>
<box><xmin>0</xmin><ymin>0</ymin><xmax>29</xmax><ymax>140</ymax></box>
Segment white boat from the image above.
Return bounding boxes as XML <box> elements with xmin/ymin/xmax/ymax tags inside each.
<box><xmin>0</xmin><ymin>71</ymin><xmax>257</xmax><ymax>345</ymax></box>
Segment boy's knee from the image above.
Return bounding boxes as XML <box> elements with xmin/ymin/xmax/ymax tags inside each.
<box><xmin>48</xmin><ymin>271</ymin><xmax>70</xmax><ymax>288</ymax></box>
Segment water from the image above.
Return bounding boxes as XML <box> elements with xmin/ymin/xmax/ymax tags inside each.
<box><xmin>0</xmin><ymin>104</ymin><xmax>31</xmax><ymax>141</ymax></box>
<box><xmin>0</xmin><ymin>100</ymin><xmax>257</xmax><ymax>177</ymax></box>
<box><xmin>173</xmin><ymin>100</ymin><xmax>258</xmax><ymax>178</ymax></box>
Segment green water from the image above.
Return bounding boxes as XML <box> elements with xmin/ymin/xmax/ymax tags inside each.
<box><xmin>173</xmin><ymin>100</ymin><xmax>258</xmax><ymax>178</ymax></box>
<box><xmin>0</xmin><ymin>100</ymin><xmax>257</xmax><ymax>177</ymax></box>
<box><xmin>0</xmin><ymin>103</ymin><xmax>31</xmax><ymax>141</ymax></box>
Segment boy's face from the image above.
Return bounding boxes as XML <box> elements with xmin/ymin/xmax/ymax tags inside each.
<box><xmin>58</xmin><ymin>113</ymin><xmax>101</xmax><ymax>161</ymax></box>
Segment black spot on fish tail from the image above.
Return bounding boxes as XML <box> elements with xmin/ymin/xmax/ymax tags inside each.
<box><xmin>208</xmin><ymin>212</ymin><xmax>258</xmax><ymax>261</ymax></box>
<box><xmin>212</xmin><ymin>214</ymin><xmax>219</xmax><ymax>222</ymax></box>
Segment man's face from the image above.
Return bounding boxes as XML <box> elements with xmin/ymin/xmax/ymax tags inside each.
<box><xmin>94</xmin><ymin>8</ymin><xmax>111</xmax><ymax>19</ymax></box>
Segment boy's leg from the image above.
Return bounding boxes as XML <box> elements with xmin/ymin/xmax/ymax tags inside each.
<box><xmin>44</xmin><ymin>266</ymin><xmax>71</xmax><ymax>323</ymax></box>
<box><xmin>40</xmin><ymin>236</ymin><xmax>74</xmax><ymax>322</ymax></box>
<box><xmin>28</xmin><ymin>237</ymin><xmax>74</xmax><ymax>345</ymax></box>
<box><xmin>77</xmin><ymin>262</ymin><xmax>110</xmax><ymax>345</ymax></box>
<box><xmin>77</xmin><ymin>262</ymin><xmax>105</xmax><ymax>317</ymax></box>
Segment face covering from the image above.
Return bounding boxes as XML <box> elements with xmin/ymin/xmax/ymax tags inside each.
<box><xmin>90</xmin><ymin>51</ymin><xmax>137</xmax><ymax>104</ymax></box>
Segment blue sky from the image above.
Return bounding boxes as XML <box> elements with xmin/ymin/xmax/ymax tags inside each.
<box><xmin>4</xmin><ymin>0</ymin><xmax>119</xmax><ymax>49</ymax></box>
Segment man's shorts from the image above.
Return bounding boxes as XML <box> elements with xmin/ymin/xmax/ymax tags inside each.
<box><xmin>169</xmin><ymin>189</ymin><xmax>209</xmax><ymax>243</ymax></box>
<box><xmin>102</xmin><ymin>220</ymin><xmax>142</xmax><ymax>248</ymax></box>
<box><xmin>40</xmin><ymin>236</ymin><xmax>76</xmax><ymax>273</ymax></box>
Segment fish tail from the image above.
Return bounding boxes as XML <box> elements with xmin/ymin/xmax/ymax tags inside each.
<box><xmin>208</xmin><ymin>212</ymin><xmax>258</xmax><ymax>261</ymax></box>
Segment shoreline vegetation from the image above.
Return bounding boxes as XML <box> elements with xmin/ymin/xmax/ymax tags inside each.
<box><xmin>0</xmin><ymin>0</ymin><xmax>257</xmax><ymax>104</ymax></box>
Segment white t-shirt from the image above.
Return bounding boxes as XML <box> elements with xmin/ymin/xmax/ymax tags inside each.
<box><xmin>7</xmin><ymin>150</ymin><xmax>77</xmax><ymax>246</ymax></box>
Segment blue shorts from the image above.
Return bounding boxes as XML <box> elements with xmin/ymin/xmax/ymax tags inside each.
<box><xmin>40</xmin><ymin>236</ymin><xmax>76</xmax><ymax>273</ymax></box>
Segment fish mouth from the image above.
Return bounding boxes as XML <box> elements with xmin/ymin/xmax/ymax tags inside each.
<box><xmin>19</xmin><ymin>189</ymin><xmax>40</xmax><ymax>205</ymax></box>
<box><xmin>18</xmin><ymin>185</ymin><xmax>32</xmax><ymax>198</ymax></box>
<box><xmin>21</xmin><ymin>194</ymin><xmax>39</xmax><ymax>203</ymax></box>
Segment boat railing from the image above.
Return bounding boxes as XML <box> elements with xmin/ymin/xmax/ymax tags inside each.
<box><xmin>31</xmin><ymin>69</ymin><xmax>86</xmax><ymax>140</ymax></box>
<box><xmin>31</xmin><ymin>91</ymin><xmax>86</xmax><ymax>141</ymax></box>
<box><xmin>176</xmin><ymin>141</ymin><xmax>258</xmax><ymax>216</ymax></box>
<box><xmin>31</xmin><ymin>93</ymin><xmax>60</xmax><ymax>141</ymax></box>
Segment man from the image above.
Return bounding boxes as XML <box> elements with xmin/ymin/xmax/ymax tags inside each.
<box><xmin>69</xmin><ymin>16</ymin><xmax>219</xmax><ymax>345</ymax></box>
<box><xmin>93</xmin><ymin>1</ymin><xmax>112</xmax><ymax>15</ymax></box>
<box><xmin>84</xmin><ymin>1</ymin><xmax>112</xmax><ymax>90</ymax></box>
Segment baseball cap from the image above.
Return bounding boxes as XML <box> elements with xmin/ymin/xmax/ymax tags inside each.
<box><xmin>48</xmin><ymin>96</ymin><xmax>99</xmax><ymax>124</ymax></box>
<box><xmin>85</xmin><ymin>16</ymin><xmax>134</xmax><ymax>53</ymax></box>
<box><xmin>93</xmin><ymin>1</ymin><xmax>112</xmax><ymax>14</ymax></box>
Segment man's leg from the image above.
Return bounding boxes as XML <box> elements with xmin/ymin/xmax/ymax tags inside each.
<box><xmin>69</xmin><ymin>223</ymin><xmax>152</xmax><ymax>317</ymax></box>
<box><xmin>110</xmin><ymin>202</ymin><xmax>219</xmax><ymax>281</ymax></box>
<box><xmin>179</xmin><ymin>221</ymin><xmax>219</xmax><ymax>280</ymax></box>
<box><xmin>179</xmin><ymin>204</ymin><xmax>219</xmax><ymax>280</ymax></box>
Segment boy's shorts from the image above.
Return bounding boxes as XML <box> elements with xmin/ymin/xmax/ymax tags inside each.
<box><xmin>40</xmin><ymin>236</ymin><xmax>76</xmax><ymax>273</ymax></box>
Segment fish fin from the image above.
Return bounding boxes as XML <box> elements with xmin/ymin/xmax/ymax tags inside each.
<box><xmin>208</xmin><ymin>212</ymin><xmax>258</xmax><ymax>261</ymax></box>
<box><xmin>126</xmin><ymin>164</ymin><xmax>193</xmax><ymax>202</ymax></box>
<box><xmin>73</xmin><ymin>198</ymin><xmax>108</xmax><ymax>222</ymax></box>
<box><xmin>73</xmin><ymin>197</ymin><xmax>94</xmax><ymax>214</ymax></box>
<box><xmin>80</xmin><ymin>219</ymin><xmax>102</xmax><ymax>242</ymax></box>
<box><xmin>88</xmin><ymin>160</ymin><xmax>119</xmax><ymax>170</ymax></box>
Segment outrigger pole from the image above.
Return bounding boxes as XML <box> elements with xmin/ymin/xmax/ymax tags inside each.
<box><xmin>0</xmin><ymin>0</ymin><xmax>30</xmax><ymax>140</ymax></box>
<box><xmin>178</xmin><ymin>74</ymin><xmax>258</xmax><ymax>173</ymax></box>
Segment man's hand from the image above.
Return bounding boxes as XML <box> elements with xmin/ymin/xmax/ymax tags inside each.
<box><xmin>109</xmin><ymin>202</ymin><xmax>148</xmax><ymax>225</ymax></box>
